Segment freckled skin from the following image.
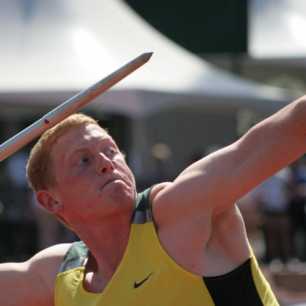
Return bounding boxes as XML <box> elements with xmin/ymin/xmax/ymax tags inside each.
<box><xmin>48</xmin><ymin>124</ymin><xmax>137</xmax><ymax>225</ymax></box>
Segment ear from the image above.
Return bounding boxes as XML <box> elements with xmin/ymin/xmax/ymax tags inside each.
<box><xmin>36</xmin><ymin>190</ymin><xmax>63</xmax><ymax>214</ymax></box>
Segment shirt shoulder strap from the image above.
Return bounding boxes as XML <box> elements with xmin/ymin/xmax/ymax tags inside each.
<box><xmin>132</xmin><ymin>187</ymin><xmax>153</xmax><ymax>224</ymax></box>
<box><xmin>58</xmin><ymin>240</ymin><xmax>88</xmax><ymax>273</ymax></box>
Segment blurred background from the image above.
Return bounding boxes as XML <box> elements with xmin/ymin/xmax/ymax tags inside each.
<box><xmin>1</xmin><ymin>0</ymin><xmax>306</xmax><ymax>304</ymax></box>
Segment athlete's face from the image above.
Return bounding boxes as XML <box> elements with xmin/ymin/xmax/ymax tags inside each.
<box><xmin>46</xmin><ymin>123</ymin><xmax>136</xmax><ymax>223</ymax></box>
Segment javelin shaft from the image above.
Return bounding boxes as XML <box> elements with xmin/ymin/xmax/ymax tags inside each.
<box><xmin>0</xmin><ymin>52</ymin><xmax>153</xmax><ymax>162</ymax></box>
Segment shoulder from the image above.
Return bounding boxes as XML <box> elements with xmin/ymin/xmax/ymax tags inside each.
<box><xmin>149</xmin><ymin>182</ymin><xmax>172</xmax><ymax>218</ymax></box>
<box><xmin>29</xmin><ymin>243</ymin><xmax>72</xmax><ymax>267</ymax></box>
<box><xmin>27</xmin><ymin>243</ymin><xmax>72</xmax><ymax>291</ymax></box>
<box><xmin>0</xmin><ymin>243</ymin><xmax>72</xmax><ymax>306</ymax></box>
<box><xmin>149</xmin><ymin>182</ymin><xmax>183</xmax><ymax>228</ymax></box>
<box><xmin>150</xmin><ymin>182</ymin><xmax>171</xmax><ymax>203</ymax></box>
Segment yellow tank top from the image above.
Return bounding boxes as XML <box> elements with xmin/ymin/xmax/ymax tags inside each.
<box><xmin>55</xmin><ymin>189</ymin><xmax>279</xmax><ymax>306</ymax></box>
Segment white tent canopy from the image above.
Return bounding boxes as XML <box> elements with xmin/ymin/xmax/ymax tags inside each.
<box><xmin>0</xmin><ymin>0</ymin><xmax>293</xmax><ymax>119</ymax></box>
<box><xmin>250</xmin><ymin>0</ymin><xmax>306</xmax><ymax>59</ymax></box>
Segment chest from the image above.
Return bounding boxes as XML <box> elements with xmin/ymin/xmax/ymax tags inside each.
<box><xmin>56</xmin><ymin>254</ymin><xmax>213</xmax><ymax>306</ymax></box>
<box><xmin>55</xmin><ymin>223</ymin><xmax>275</xmax><ymax>306</ymax></box>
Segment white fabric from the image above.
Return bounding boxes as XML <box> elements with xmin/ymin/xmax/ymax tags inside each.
<box><xmin>250</xmin><ymin>0</ymin><xmax>306</xmax><ymax>58</ymax></box>
<box><xmin>0</xmin><ymin>0</ymin><xmax>291</xmax><ymax>104</ymax></box>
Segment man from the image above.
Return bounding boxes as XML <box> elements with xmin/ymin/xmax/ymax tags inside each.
<box><xmin>2</xmin><ymin>94</ymin><xmax>306</xmax><ymax>306</ymax></box>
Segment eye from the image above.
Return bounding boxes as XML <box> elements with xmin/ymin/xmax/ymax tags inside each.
<box><xmin>107</xmin><ymin>147</ymin><xmax>117</xmax><ymax>156</ymax></box>
<box><xmin>79</xmin><ymin>155</ymin><xmax>91</xmax><ymax>166</ymax></box>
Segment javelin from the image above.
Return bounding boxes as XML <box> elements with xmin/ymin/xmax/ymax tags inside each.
<box><xmin>0</xmin><ymin>52</ymin><xmax>153</xmax><ymax>162</ymax></box>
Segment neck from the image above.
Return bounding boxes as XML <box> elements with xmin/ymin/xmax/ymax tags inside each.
<box><xmin>74</xmin><ymin>210</ymin><xmax>133</xmax><ymax>280</ymax></box>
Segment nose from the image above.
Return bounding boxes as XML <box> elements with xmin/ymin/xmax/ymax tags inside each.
<box><xmin>95</xmin><ymin>153</ymin><xmax>114</xmax><ymax>174</ymax></box>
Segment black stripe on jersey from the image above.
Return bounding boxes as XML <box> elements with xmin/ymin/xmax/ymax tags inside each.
<box><xmin>132</xmin><ymin>188</ymin><xmax>153</xmax><ymax>224</ymax></box>
<box><xmin>203</xmin><ymin>258</ymin><xmax>263</xmax><ymax>306</ymax></box>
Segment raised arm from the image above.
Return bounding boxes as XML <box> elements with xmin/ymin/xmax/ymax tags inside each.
<box><xmin>0</xmin><ymin>243</ymin><xmax>70</xmax><ymax>306</ymax></box>
<box><xmin>153</xmin><ymin>95</ymin><xmax>306</xmax><ymax>221</ymax></box>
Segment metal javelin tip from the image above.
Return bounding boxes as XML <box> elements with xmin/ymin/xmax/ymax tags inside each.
<box><xmin>141</xmin><ymin>52</ymin><xmax>154</xmax><ymax>62</ymax></box>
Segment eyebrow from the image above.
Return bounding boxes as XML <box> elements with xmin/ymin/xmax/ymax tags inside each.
<box><xmin>65</xmin><ymin>137</ymin><xmax>116</xmax><ymax>162</ymax></box>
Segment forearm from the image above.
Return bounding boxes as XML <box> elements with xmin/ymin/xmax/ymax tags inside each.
<box><xmin>230</xmin><ymin>95</ymin><xmax>305</xmax><ymax>180</ymax></box>
<box><xmin>288</xmin><ymin>95</ymin><xmax>306</xmax><ymax>135</ymax></box>
<box><xmin>266</xmin><ymin>95</ymin><xmax>306</xmax><ymax>137</ymax></box>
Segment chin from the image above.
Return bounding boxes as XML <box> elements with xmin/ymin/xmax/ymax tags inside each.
<box><xmin>104</xmin><ymin>180</ymin><xmax>135</xmax><ymax>206</ymax></box>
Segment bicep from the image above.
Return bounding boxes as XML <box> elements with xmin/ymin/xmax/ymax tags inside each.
<box><xmin>0</xmin><ymin>261</ymin><xmax>52</xmax><ymax>306</ymax></box>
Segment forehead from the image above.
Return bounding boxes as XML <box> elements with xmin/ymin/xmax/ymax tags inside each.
<box><xmin>51</xmin><ymin>124</ymin><xmax>111</xmax><ymax>159</ymax></box>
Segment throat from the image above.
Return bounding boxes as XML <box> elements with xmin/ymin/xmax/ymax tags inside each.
<box><xmin>82</xmin><ymin>227</ymin><xmax>131</xmax><ymax>293</ymax></box>
<box><xmin>83</xmin><ymin>251</ymin><xmax>117</xmax><ymax>294</ymax></box>
<box><xmin>83</xmin><ymin>270</ymin><xmax>109</xmax><ymax>294</ymax></box>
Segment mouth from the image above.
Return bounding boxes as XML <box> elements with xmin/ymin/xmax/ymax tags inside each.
<box><xmin>100</xmin><ymin>178</ymin><xmax>122</xmax><ymax>190</ymax></box>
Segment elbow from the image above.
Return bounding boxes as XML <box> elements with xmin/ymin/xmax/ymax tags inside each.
<box><xmin>295</xmin><ymin>95</ymin><xmax>306</xmax><ymax>113</ymax></box>
<box><xmin>286</xmin><ymin>95</ymin><xmax>306</xmax><ymax>135</ymax></box>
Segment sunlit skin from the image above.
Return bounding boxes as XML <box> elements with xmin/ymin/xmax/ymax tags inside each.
<box><xmin>3</xmin><ymin>95</ymin><xmax>306</xmax><ymax>305</ymax></box>
<box><xmin>50</xmin><ymin>124</ymin><xmax>135</xmax><ymax>219</ymax></box>
<box><xmin>36</xmin><ymin>123</ymin><xmax>137</xmax><ymax>281</ymax></box>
